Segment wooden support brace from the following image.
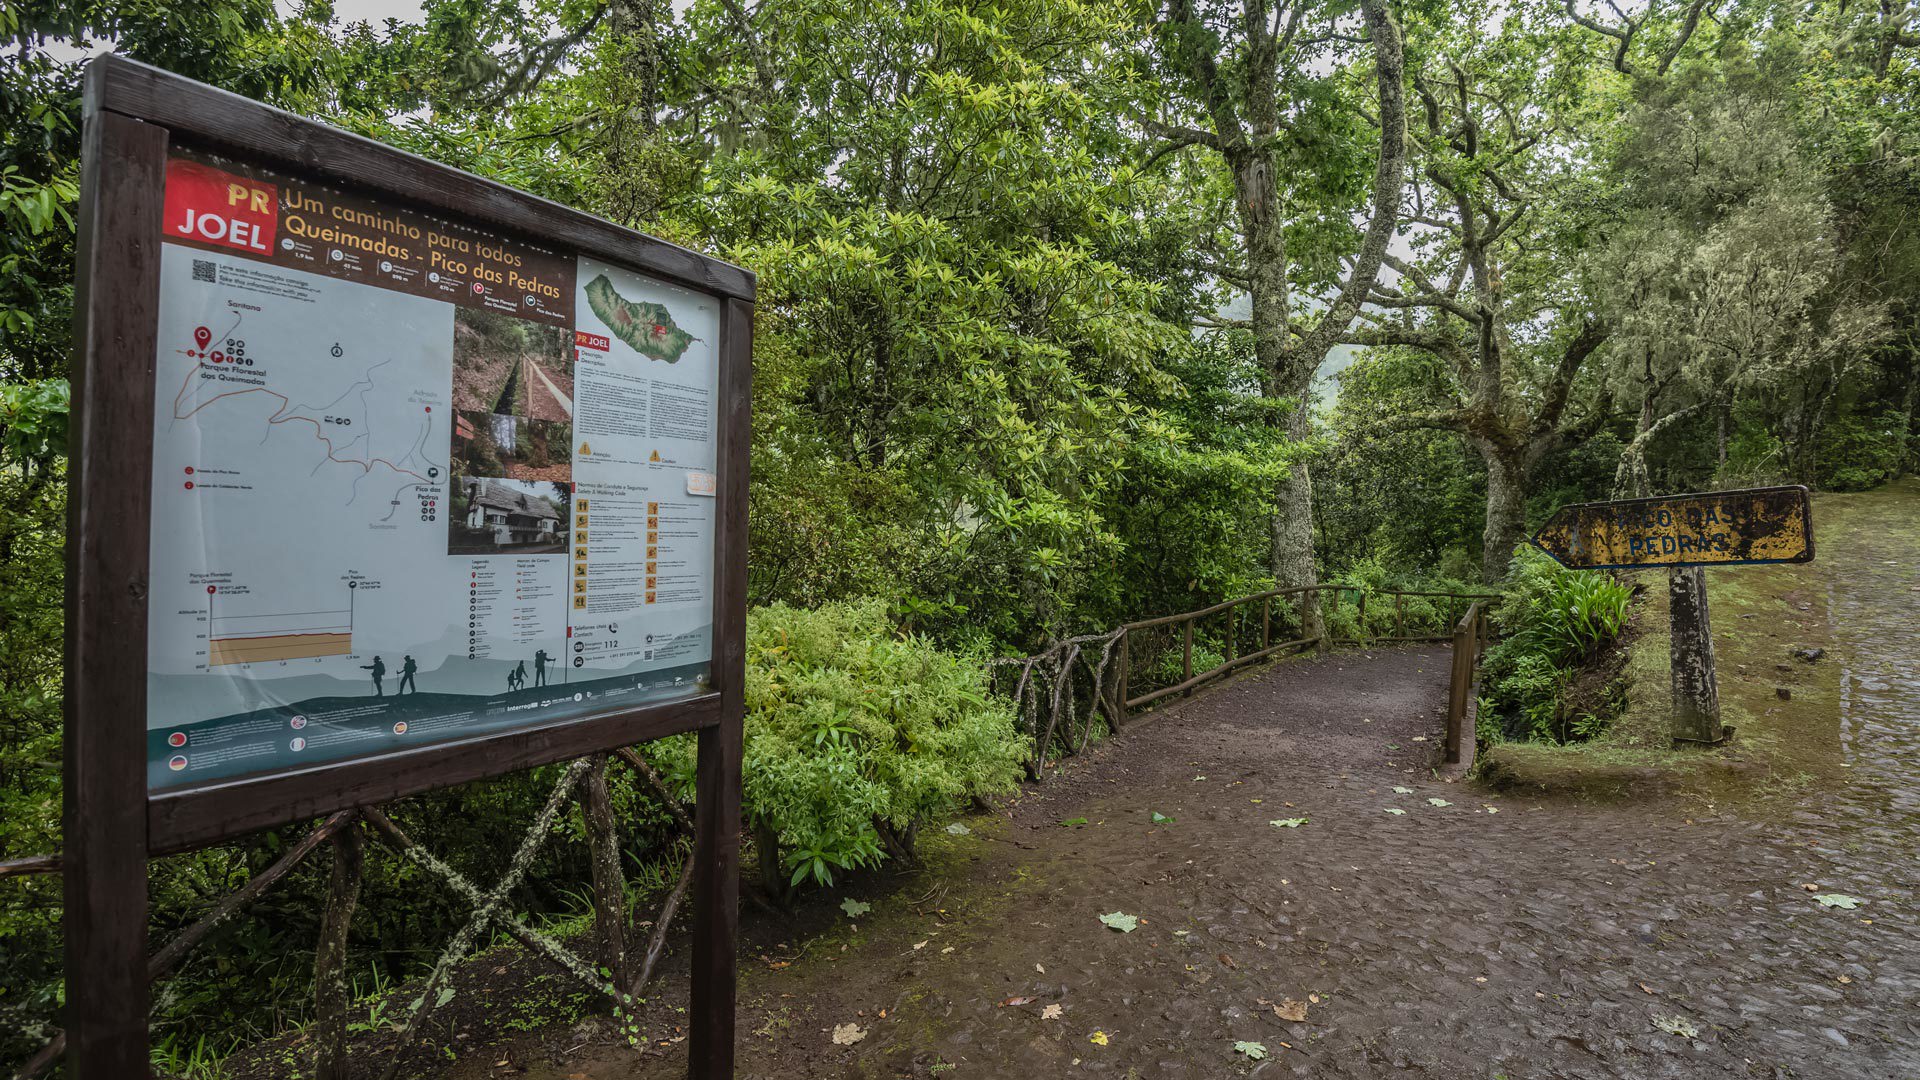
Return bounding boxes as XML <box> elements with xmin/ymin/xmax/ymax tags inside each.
<box><xmin>582</xmin><ymin>755</ymin><xmax>631</xmax><ymax>990</ymax></box>
<box><xmin>313</xmin><ymin>817</ymin><xmax>365</xmax><ymax>1080</ymax></box>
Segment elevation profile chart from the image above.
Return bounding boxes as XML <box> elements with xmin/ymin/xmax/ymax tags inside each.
<box><xmin>206</xmin><ymin>589</ymin><xmax>353</xmax><ymax>666</ymax></box>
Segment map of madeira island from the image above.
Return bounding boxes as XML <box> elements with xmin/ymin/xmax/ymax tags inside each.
<box><xmin>584</xmin><ymin>274</ymin><xmax>696</xmax><ymax>362</ymax></box>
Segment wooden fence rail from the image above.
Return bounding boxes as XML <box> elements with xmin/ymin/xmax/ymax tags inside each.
<box><xmin>999</xmin><ymin>584</ymin><xmax>1499</xmax><ymax>776</ymax></box>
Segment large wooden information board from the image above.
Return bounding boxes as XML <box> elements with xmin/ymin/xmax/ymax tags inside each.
<box><xmin>65</xmin><ymin>55</ymin><xmax>749</xmax><ymax>1078</ymax></box>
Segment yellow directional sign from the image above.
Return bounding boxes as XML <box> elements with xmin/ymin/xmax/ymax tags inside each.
<box><xmin>1531</xmin><ymin>486</ymin><xmax>1813</xmax><ymax>571</ymax></box>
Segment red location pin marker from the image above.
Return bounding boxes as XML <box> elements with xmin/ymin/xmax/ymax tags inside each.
<box><xmin>193</xmin><ymin>326</ymin><xmax>212</xmax><ymax>352</ymax></box>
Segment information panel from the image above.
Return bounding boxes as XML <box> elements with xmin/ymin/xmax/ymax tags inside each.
<box><xmin>146</xmin><ymin>148</ymin><xmax>720</xmax><ymax>789</ymax></box>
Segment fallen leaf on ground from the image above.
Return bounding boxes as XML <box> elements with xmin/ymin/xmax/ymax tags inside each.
<box><xmin>1814</xmin><ymin>894</ymin><xmax>1863</xmax><ymax>909</ymax></box>
<box><xmin>999</xmin><ymin>996</ymin><xmax>1036</xmax><ymax>1007</ymax></box>
<box><xmin>1089</xmin><ymin>1030</ymin><xmax>1109</xmax><ymax>1046</ymax></box>
<box><xmin>1035</xmin><ymin>963</ymin><xmax>1046</xmax><ymax>973</ymax></box>
<box><xmin>840</xmin><ymin>898</ymin><xmax>871</xmax><ymax>918</ymax></box>
<box><xmin>912</xmin><ymin>940</ymin><xmax>928</xmax><ymax>950</ymax></box>
<box><xmin>1484</xmin><ymin>806</ymin><xmax>1500</xmax><ymax>814</ymax></box>
<box><xmin>1652</xmin><ymin>1014</ymin><xmax>1698</xmax><ymax>1038</ymax></box>
<box><xmin>1041</xmin><ymin>1003</ymin><xmax>1063</xmax><ymax>1019</ymax></box>
<box><xmin>1217</xmin><ymin>953</ymin><xmax>1237</xmax><ymax>969</ymax></box>
<box><xmin>1059</xmin><ymin>817</ymin><xmax>1089</xmax><ymax>827</ymax></box>
<box><xmin>1151</xmin><ymin>812</ymin><xmax>1175</xmax><ymax>824</ymax></box>
<box><xmin>1099</xmin><ymin>912</ymin><xmax>1139</xmax><ymax>933</ymax></box>
<box><xmin>1639</xmin><ymin>982</ymin><xmax>1656</xmax><ymax>994</ymax></box>
<box><xmin>1427</xmin><ymin>798</ymin><xmax>1452</xmax><ymax>807</ymax></box>
<box><xmin>1233</xmin><ymin>1040</ymin><xmax>1269</xmax><ymax>1060</ymax></box>
<box><xmin>831</xmin><ymin>1023</ymin><xmax>866</xmax><ymax>1046</ymax></box>
<box><xmin>946</xmin><ymin>823</ymin><xmax>971</xmax><ymax>835</ymax></box>
<box><xmin>1383</xmin><ymin>808</ymin><xmax>1407</xmax><ymax>815</ymax></box>
<box><xmin>1273</xmin><ymin>999</ymin><xmax>1309</xmax><ymax>1022</ymax></box>
<box><xmin>1270</xmin><ymin>817</ymin><xmax>1309</xmax><ymax>828</ymax></box>
<box><xmin>1392</xmin><ymin>786</ymin><xmax>1414</xmax><ymax>794</ymax></box>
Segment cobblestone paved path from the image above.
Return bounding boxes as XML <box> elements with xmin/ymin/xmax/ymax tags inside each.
<box><xmin>515</xmin><ymin>488</ymin><xmax>1918</xmax><ymax>1080</ymax></box>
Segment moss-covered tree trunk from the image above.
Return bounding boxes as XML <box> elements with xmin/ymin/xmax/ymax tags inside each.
<box><xmin>1479</xmin><ymin>445</ymin><xmax>1529</xmax><ymax>585</ymax></box>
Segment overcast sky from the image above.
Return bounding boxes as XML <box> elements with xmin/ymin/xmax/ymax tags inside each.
<box><xmin>305</xmin><ymin>0</ymin><xmax>424</xmax><ymax>23</ymax></box>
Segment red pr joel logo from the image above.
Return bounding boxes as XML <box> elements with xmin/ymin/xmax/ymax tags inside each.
<box><xmin>164</xmin><ymin>159</ymin><xmax>277</xmax><ymax>255</ymax></box>
<box><xmin>575</xmin><ymin>331</ymin><xmax>610</xmax><ymax>352</ymax></box>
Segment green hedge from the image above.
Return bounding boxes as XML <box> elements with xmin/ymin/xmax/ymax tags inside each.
<box><xmin>659</xmin><ymin>601</ymin><xmax>1024</xmax><ymax>897</ymax></box>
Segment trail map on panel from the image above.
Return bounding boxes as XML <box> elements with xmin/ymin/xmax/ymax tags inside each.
<box><xmin>146</xmin><ymin>150</ymin><xmax>719</xmax><ymax>790</ymax></box>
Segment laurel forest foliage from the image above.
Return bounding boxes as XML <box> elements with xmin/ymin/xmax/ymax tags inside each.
<box><xmin>0</xmin><ymin>0</ymin><xmax>1917</xmax><ymax>1070</ymax></box>
<box><xmin>653</xmin><ymin>602</ymin><xmax>1025</xmax><ymax>901</ymax></box>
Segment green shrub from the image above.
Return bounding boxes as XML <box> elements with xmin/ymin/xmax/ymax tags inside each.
<box><xmin>1816</xmin><ymin>412</ymin><xmax>1905</xmax><ymax>492</ymax></box>
<box><xmin>1479</xmin><ymin>546</ymin><xmax>1634</xmax><ymax>744</ymax></box>
<box><xmin>1150</xmin><ymin>642</ymin><xmax>1225</xmax><ymax>684</ymax></box>
<box><xmin>662</xmin><ymin>601</ymin><xmax>1023</xmax><ymax>896</ymax></box>
<box><xmin>1495</xmin><ymin>546</ymin><xmax>1631</xmax><ymax>667</ymax></box>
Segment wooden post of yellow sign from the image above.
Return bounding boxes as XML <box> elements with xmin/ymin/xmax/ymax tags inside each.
<box><xmin>1531</xmin><ymin>486</ymin><xmax>1814</xmax><ymax>746</ymax></box>
<box><xmin>1666</xmin><ymin>566</ymin><xmax>1722</xmax><ymax>741</ymax></box>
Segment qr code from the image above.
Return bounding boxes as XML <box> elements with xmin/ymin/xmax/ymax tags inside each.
<box><xmin>192</xmin><ymin>259</ymin><xmax>216</xmax><ymax>283</ymax></box>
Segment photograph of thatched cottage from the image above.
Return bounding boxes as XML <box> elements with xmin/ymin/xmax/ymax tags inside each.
<box><xmin>448</xmin><ymin>477</ymin><xmax>570</xmax><ymax>555</ymax></box>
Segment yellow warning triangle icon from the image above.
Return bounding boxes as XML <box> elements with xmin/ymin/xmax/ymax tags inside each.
<box><xmin>579</xmin><ymin>442</ymin><xmax>591</xmax><ymax>455</ymax></box>
<box><xmin>649</xmin><ymin>450</ymin><xmax>661</xmax><ymax>463</ymax></box>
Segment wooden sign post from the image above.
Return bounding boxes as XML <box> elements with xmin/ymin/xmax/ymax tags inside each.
<box><xmin>67</xmin><ymin>55</ymin><xmax>750</xmax><ymax>1078</ymax></box>
<box><xmin>1530</xmin><ymin>486</ymin><xmax>1814</xmax><ymax>745</ymax></box>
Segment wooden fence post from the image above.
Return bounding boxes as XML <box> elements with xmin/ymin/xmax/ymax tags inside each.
<box><xmin>1395</xmin><ymin>593</ymin><xmax>1405</xmax><ymax>639</ymax></box>
<box><xmin>1225</xmin><ymin>604</ymin><xmax>1238</xmax><ymax>663</ymax></box>
<box><xmin>1115</xmin><ymin>628</ymin><xmax>1130</xmax><ymax>726</ymax></box>
<box><xmin>1261</xmin><ymin>597</ymin><xmax>1271</xmax><ymax>650</ymax></box>
<box><xmin>1181</xmin><ymin>618</ymin><xmax>1194</xmax><ymax>689</ymax></box>
<box><xmin>581</xmin><ymin>755</ymin><xmax>630</xmax><ymax>990</ymax></box>
<box><xmin>1356</xmin><ymin>590</ymin><xmax>1368</xmax><ymax>643</ymax></box>
<box><xmin>313</xmin><ymin>817</ymin><xmax>365</xmax><ymax>1080</ymax></box>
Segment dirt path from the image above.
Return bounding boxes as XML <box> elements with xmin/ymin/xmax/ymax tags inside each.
<box><xmin>473</xmin><ymin>488</ymin><xmax>1919</xmax><ymax>1080</ymax></box>
<box><xmin>524</xmin><ymin>357</ymin><xmax>572</xmax><ymax>422</ymax></box>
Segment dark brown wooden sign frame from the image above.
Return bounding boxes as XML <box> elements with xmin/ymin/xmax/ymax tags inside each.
<box><xmin>65</xmin><ymin>55</ymin><xmax>749</xmax><ymax>1079</ymax></box>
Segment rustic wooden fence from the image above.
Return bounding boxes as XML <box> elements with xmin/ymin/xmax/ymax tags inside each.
<box><xmin>995</xmin><ymin>584</ymin><xmax>1499</xmax><ymax>775</ymax></box>
<box><xmin>2</xmin><ymin>747</ymin><xmax>694</xmax><ymax>1080</ymax></box>
<box><xmin>1444</xmin><ymin>600</ymin><xmax>1492</xmax><ymax>770</ymax></box>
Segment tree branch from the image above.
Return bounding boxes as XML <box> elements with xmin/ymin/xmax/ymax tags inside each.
<box><xmin>1291</xmin><ymin>0</ymin><xmax>1410</xmax><ymax>364</ymax></box>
